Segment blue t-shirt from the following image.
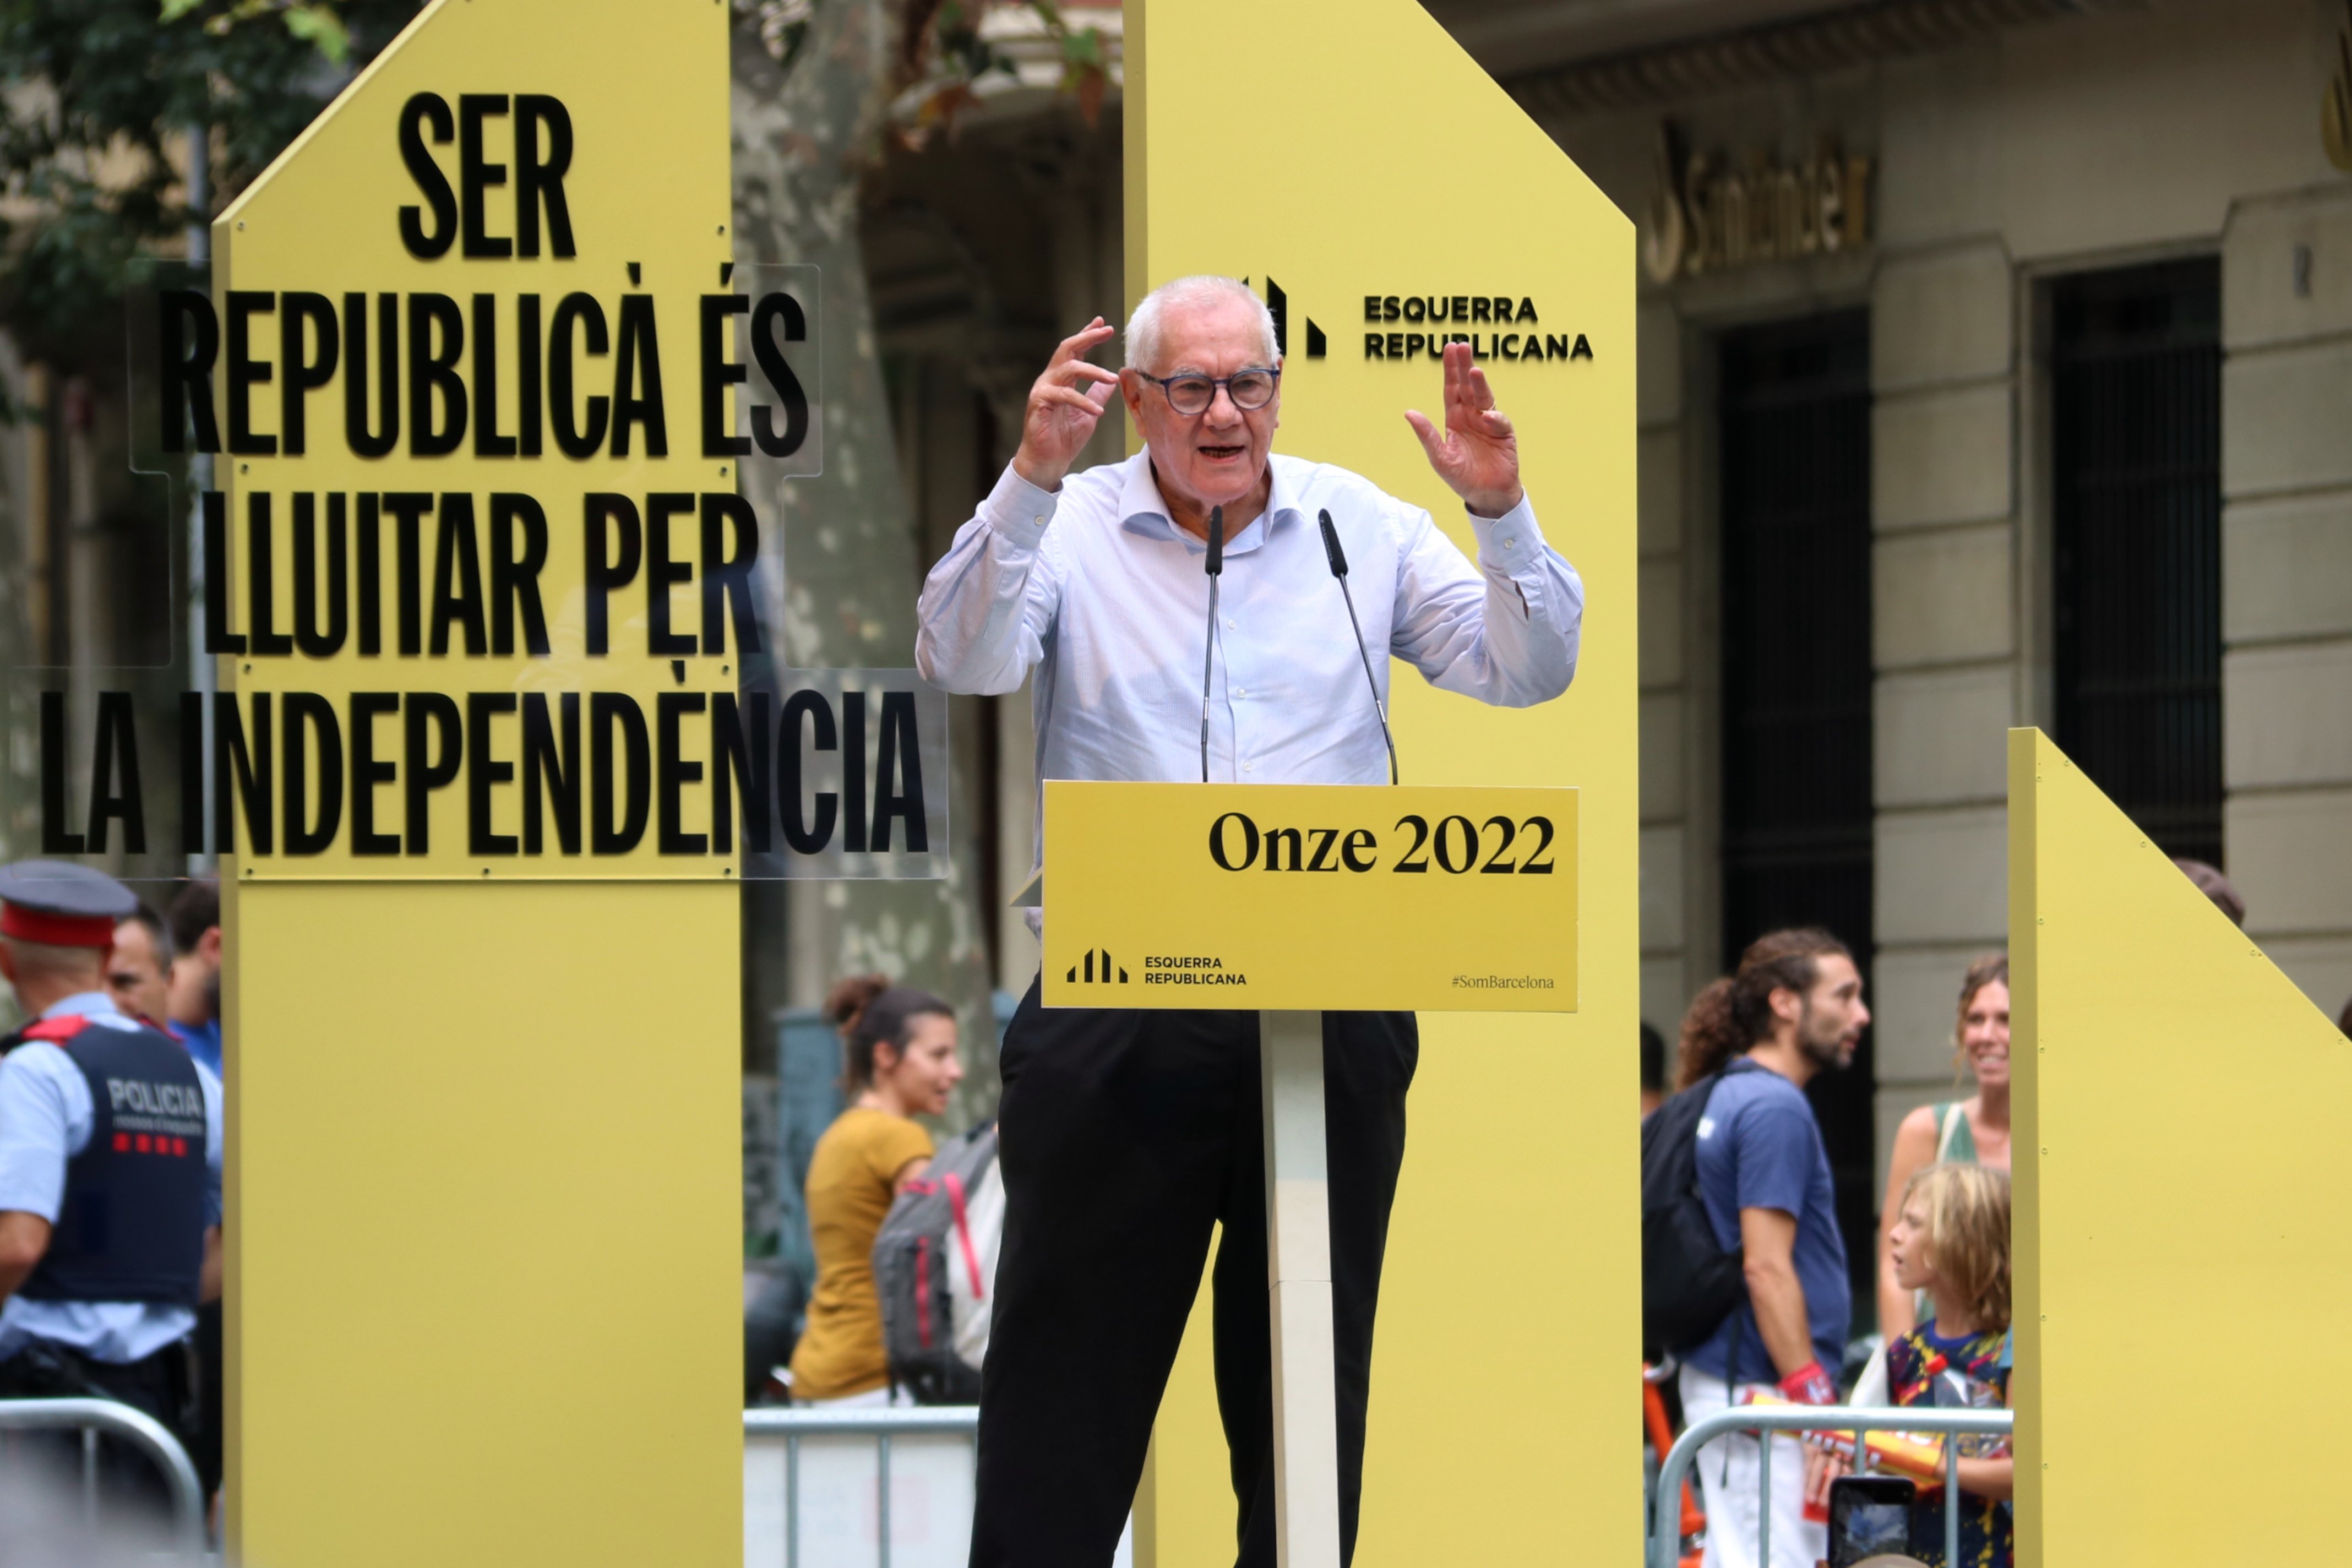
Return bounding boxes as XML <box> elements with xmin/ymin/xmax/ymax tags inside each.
<box><xmin>167</xmin><ymin>1017</ymin><xmax>222</xmax><ymax>1080</ymax></box>
<box><xmin>1683</xmin><ymin>1060</ymin><xmax>1849</xmax><ymax>1385</ymax></box>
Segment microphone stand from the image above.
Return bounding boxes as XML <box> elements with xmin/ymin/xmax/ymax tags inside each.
<box><xmin>1318</xmin><ymin>510</ymin><xmax>1399</xmax><ymax>785</ymax></box>
<box><xmin>1200</xmin><ymin>504</ymin><xmax>1224</xmax><ymax>784</ymax></box>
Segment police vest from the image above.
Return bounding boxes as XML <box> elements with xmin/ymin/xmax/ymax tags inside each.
<box><xmin>15</xmin><ymin>1016</ymin><xmax>208</xmax><ymax>1308</ymax></box>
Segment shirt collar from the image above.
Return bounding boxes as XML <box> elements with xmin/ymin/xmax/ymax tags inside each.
<box><xmin>42</xmin><ymin>990</ymin><xmax>127</xmax><ymax>1023</ymax></box>
<box><xmin>1116</xmin><ymin>452</ymin><xmax>1302</xmax><ymax>557</ymax></box>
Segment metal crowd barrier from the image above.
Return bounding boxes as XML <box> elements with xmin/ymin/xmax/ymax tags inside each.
<box><xmin>0</xmin><ymin>1396</ymin><xmax>208</xmax><ymax>1557</ymax></box>
<box><xmin>744</xmin><ymin>1406</ymin><xmax>979</xmax><ymax>1568</ymax></box>
<box><xmin>1649</xmin><ymin>1403</ymin><xmax>2015</xmax><ymax>1568</ymax></box>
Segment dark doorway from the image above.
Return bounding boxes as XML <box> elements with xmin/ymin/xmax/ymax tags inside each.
<box><xmin>2051</xmin><ymin>258</ymin><xmax>2224</xmax><ymax>864</ymax></box>
<box><xmin>1718</xmin><ymin>309</ymin><xmax>1877</xmax><ymax>1316</ymax></box>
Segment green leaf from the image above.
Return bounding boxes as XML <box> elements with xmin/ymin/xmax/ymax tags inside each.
<box><xmin>157</xmin><ymin>0</ymin><xmax>204</xmax><ymax>22</ymax></box>
<box><xmin>282</xmin><ymin>4</ymin><xmax>351</xmax><ymax>63</ymax></box>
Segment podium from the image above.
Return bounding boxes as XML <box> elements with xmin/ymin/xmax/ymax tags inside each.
<box><xmin>1042</xmin><ymin>781</ymin><xmax>1580</xmax><ymax>1568</ymax></box>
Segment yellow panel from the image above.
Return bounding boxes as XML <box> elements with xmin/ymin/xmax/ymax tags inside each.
<box><xmin>1125</xmin><ymin>0</ymin><xmax>1639</xmax><ymax>1558</ymax></box>
<box><xmin>1041</xmin><ymin>782</ymin><xmax>1577</xmax><ymax>1012</ymax></box>
<box><xmin>2009</xmin><ymin>728</ymin><xmax>2349</xmax><ymax>1564</ymax></box>
<box><xmin>1131</xmin><ymin>1237</ymin><xmax>1226</xmax><ymax>1568</ymax></box>
<box><xmin>227</xmin><ymin>881</ymin><xmax>739</xmax><ymax>1567</ymax></box>
<box><xmin>215</xmin><ymin>4</ymin><xmax>741</xmax><ymax>1565</ymax></box>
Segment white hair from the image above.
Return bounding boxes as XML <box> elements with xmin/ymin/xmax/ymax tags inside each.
<box><xmin>1123</xmin><ymin>275</ymin><xmax>1277</xmax><ymax>373</ymax></box>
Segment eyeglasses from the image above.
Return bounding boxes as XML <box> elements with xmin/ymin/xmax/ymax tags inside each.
<box><xmin>1134</xmin><ymin>366</ymin><xmax>1280</xmax><ymax>416</ymax></box>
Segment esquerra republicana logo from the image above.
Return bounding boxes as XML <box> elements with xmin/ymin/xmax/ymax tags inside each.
<box><xmin>1248</xmin><ymin>276</ymin><xmax>1593</xmax><ymax>365</ymax></box>
<box><xmin>1067</xmin><ymin>947</ymin><xmax>1128</xmax><ymax>985</ymax></box>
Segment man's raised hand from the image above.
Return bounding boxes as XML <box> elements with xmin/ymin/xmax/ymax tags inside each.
<box><xmin>1013</xmin><ymin>318</ymin><xmax>1121</xmax><ymax>493</ymax></box>
<box><xmin>1404</xmin><ymin>341</ymin><xmax>1526</xmax><ymax>518</ymax></box>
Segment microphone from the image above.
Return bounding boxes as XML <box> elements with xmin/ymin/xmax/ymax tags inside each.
<box><xmin>1200</xmin><ymin>504</ymin><xmax>1224</xmax><ymax>784</ymax></box>
<box><xmin>1319</xmin><ymin>509</ymin><xmax>1398</xmax><ymax>785</ymax></box>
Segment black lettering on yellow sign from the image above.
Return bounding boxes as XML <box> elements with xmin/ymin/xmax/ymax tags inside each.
<box><xmin>397</xmin><ymin>91</ymin><xmax>577</xmax><ymax>262</ymax></box>
<box><xmin>101</xmin><ymin>69</ymin><xmax>894</xmax><ymax>879</ymax></box>
<box><xmin>159</xmin><ymin>289</ymin><xmax>810</xmax><ymax>463</ymax></box>
<box><xmin>1362</xmin><ymin>330</ymin><xmax>1591</xmax><ymax>363</ymax></box>
<box><xmin>1363</xmin><ymin>295</ymin><xmax>1539</xmax><ymax>325</ymax></box>
<box><xmin>39</xmin><ymin>687</ymin><xmax>931</xmax><ymax>863</ymax></box>
<box><xmin>199</xmin><ymin>489</ymin><xmax>755</xmax><ymax>661</ymax></box>
<box><xmin>1207</xmin><ymin>809</ymin><xmax>1554</xmax><ymax>875</ymax></box>
<box><xmin>1349</xmin><ymin>294</ymin><xmax>1590</xmax><ymax>363</ymax></box>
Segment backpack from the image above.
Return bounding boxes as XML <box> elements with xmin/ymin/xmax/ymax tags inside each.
<box><xmin>1640</xmin><ymin>1061</ymin><xmax>1756</xmax><ymax>1355</ymax></box>
<box><xmin>945</xmin><ymin>1156</ymin><xmax>1003</xmax><ymax>1372</ymax></box>
<box><xmin>872</xmin><ymin>1124</ymin><xmax>999</xmax><ymax>1404</ymax></box>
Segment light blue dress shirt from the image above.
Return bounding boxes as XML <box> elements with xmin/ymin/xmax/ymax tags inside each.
<box><xmin>917</xmin><ymin>452</ymin><xmax>1584</xmax><ymax>799</ymax></box>
<box><xmin>0</xmin><ymin>992</ymin><xmax>225</xmax><ymax>1363</ymax></box>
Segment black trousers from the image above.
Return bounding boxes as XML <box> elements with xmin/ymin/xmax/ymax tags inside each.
<box><xmin>193</xmin><ymin>1298</ymin><xmax>223</xmax><ymax>1496</ymax></box>
<box><xmin>970</xmin><ymin>980</ymin><xmax>1417</xmax><ymax>1568</ymax></box>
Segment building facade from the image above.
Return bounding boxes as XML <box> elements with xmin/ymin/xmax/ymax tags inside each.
<box><xmin>1427</xmin><ymin>0</ymin><xmax>2352</xmax><ymax>1305</ymax></box>
<box><xmin>840</xmin><ymin>0</ymin><xmax>2352</xmax><ymax>1307</ymax></box>
<box><xmin>0</xmin><ymin>0</ymin><xmax>2340</xmax><ymax>1306</ymax></box>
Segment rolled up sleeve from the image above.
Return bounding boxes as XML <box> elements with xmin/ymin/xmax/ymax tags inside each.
<box><xmin>1389</xmin><ymin>494</ymin><xmax>1583</xmax><ymax>707</ymax></box>
<box><xmin>915</xmin><ymin>464</ymin><xmax>1064</xmax><ymax>696</ymax></box>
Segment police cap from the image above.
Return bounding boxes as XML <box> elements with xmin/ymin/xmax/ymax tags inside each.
<box><xmin>0</xmin><ymin>861</ymin><xmax>140</xmax><ymax>949</ymax></box>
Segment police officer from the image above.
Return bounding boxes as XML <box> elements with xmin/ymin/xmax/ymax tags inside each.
<box><xmin>0</xmin><ymin>861</ymin><xmax>222</xmax><ymax>1498</ymax></box>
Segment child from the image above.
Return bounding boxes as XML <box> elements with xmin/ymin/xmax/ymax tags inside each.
<box><xmin>1885</xmin><ymin>1162</ymin><xmax>2015</xmax><ymax>1568</ymax></box>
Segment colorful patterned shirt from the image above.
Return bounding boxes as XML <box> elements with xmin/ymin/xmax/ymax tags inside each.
<box><xmin>1888</xmin><ymin>1320</ymin><xmax>2013</xmax><ymax>1568</ymax></box>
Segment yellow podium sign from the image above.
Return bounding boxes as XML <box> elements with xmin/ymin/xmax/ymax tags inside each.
<box><xmin>1046</xmin><ymin>779</ymin><xmax>1580</xmax><ymax>1565</ymax></box>
<box><xmin>1041</xmin><ymin>782</ymin><xmax>1576</xmax><ymax>1012</ymax></box>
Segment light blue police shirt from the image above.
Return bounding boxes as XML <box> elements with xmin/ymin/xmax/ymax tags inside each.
<box><xmin>917</xmin><ymin>452</ymin><xmax>1583</xmax><ymax>796</ymax></box>
<box><xmin>0</xmin><ymin>992</ymin><xmax>225</xmax><ymax>1363</ymax></box>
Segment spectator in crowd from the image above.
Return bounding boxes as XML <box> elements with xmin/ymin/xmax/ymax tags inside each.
<box><xmin>1876</xmin><ymin>955</ymin><xmax>2011</xmax><ymax>1338</ymax></box>
<box><xmin>2173</xmin><ymin>858</ymin><xmax>2244</xmax><ymax>926</ymax></box>
<box><xmin>165</xmin><ymin>881</ymin><xmax>221</xmax><ymax>1078</ymax></box>
<box><xmin>1641</xmin><ymin>1021</ymin><xmax>1668</xmax><ymax>1118</ymax></box>
<box><xmin>157</xmin><ymin>878</ymin><xmax>226</xmax><ymax>1500</ymax></box>
<box><xmin>106</xmin><ymin>907</ymin><xmax>173</xmax><ymax>1028</ymax></box>
<box><xmin>1674</xmin><ymin>928</ymin><xmax>1871</xmax><ymax>1568</ymax></box>
<box><xmin>1882</xmin><ymin>1163</ymin><xmax>2015</xmax><ymax>1567</ymax></box>
<box><xmin>786</xmin><ymin>977</ymin><xmax>962</xmax><ymax>1408</ymax></box>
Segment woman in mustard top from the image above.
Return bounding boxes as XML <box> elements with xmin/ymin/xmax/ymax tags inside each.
<box><xmin>787</xmin><ymin>976</ymin><xmax>964</xmax><ymax>1406</ymax></box>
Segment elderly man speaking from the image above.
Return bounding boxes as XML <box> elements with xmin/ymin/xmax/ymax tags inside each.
<box><xmin>917</xmin><ymin>275</ymin><xmax>1583</xmax><ymax>1567</ymax></box>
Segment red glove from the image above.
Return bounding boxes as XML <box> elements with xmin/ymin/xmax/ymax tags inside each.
<box><xmin>1778</xmin><ymin>1360</ymin><xmax>1837</xmax><ymax>1407</ymax></box>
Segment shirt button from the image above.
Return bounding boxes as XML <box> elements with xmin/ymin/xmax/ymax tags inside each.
<box><xmin>1243</xmin><ymin>763</ymin><xmax>1254</xmax><ymax>772</ymax></box>
<box><xmin>1504</xmin><ymin>536</ymin><xmax>1517</xmax><ymax>548</ymax></box>
<box><xmin>1032</xmin><ymin>515</ymin><xmax>1046</xmax><ymax>527</ymax></box>
<box><xmin>1235</xmin><ymin>687</ymin><xmax>1246</xmax><ymax>698</ymax></box>
<box><xmin>1226</xmin><ymin>619</ymin><xmax>1237</xmax><ymax>630</ymax></box>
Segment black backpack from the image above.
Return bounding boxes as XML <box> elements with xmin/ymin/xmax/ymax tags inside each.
<box><xmin>1640</xmin><ymin>1061</ymin><xmax>1756</xmax><ymax>1355</ymax></box>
